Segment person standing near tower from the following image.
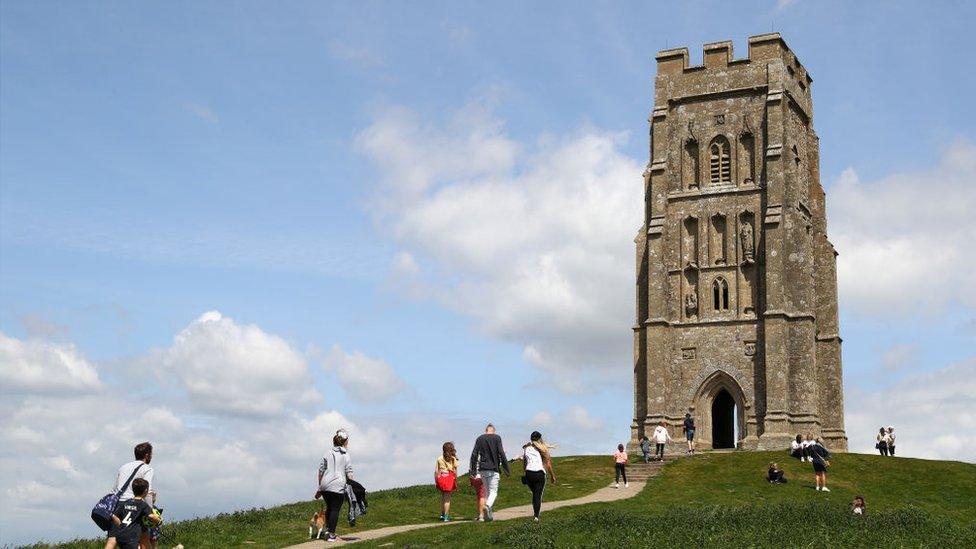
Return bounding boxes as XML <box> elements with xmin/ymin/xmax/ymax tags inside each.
<box><xmin>653</xmin><ymin>422</ymin><xmax>672</xmax><ymax>461</ymax></box>
<box><xmin>683</xmin><ymin>413</ymin><xmax>696</xmax><ymax>454</ymax></box>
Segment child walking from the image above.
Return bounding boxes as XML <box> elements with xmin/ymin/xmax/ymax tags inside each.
<box><xmin>435</xmin><ymin>442</ymin><xmax>459</xmax><ymax>522</ymax></box>
<box><xmin>613</xmin><ymin>444</ymin><xmax>628</xmax><ymax>488</ymax></box>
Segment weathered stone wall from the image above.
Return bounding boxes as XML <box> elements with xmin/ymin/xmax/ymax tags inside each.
<box><xmin>631</xmin><ymin>33</ymin><xmax>847</xmax><ymax>452</ymax></box>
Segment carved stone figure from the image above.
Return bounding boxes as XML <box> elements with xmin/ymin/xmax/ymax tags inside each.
<box><xmin>684</xmin><ymin>291</ymin><xmax>698</xmax><ymax>317</ymax></box>
<box><xmin>740</xmin><ymin>221</ymin><xmax>754</xmax><ymax>263</ymax></box>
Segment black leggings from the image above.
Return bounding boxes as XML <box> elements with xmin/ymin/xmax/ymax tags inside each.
<box><xmin>878</xmin><ymin>443</ymin><xmax>889</xmax><ymax>456</ymax></box>
<box><xmin>525</xmin><ymin>470</ymin><xmax>546</xmax><ymax>517</ymax></box>
<box><xmin>656</xmin><ymin>443</ymin><xmax>665</xmax><ymax>459</ymax></box>
<box><xmin>615</xmin><ymin>463</ymin><xmax>627</xmax><ymax>483</ymax></box>
<box><xmin>323</xmin><ymin>490</ymin><xmax>344</xmax><ymax>534</ymax></box>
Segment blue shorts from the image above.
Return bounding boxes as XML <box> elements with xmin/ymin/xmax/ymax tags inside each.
<box><xmin>686</xmin><ymin>429</ymin><xmax>695</xmax><ymax>441</ymax></box>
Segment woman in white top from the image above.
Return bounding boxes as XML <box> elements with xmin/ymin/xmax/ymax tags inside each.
<box><xmin>886</xmin><ymin>426</ymin><xmax>896</xmax><ymax>456</ymax></box>
<box><xmin>521</xmin><ymin>431</ymin><xmax>556</xmax><ymax>521</ymax></box>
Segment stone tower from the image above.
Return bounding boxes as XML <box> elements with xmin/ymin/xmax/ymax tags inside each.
<box><xmin>630</xmin><ymin>33</ymin><xmax>847</xmax><ymax>452</ymax></box>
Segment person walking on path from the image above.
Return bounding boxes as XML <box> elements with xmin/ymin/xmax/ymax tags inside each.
<box><xmin>639</xmin><ymin>436</ymin><xmax>652</xmax><ymax>463</ymax></box>
<box><xmin>434</xmin><ymin>442</ymin><xmax>459</xmax><ymax>522</ymax></box>
<box><xmin>105</xmin><ymin>442</ymin><xmax>156</xmax><ymax>549</ymax></box>
<box><xmin>520</xmin><ymin>431</ymin><xmax>556</xmax><ymax>522</ymax></box>
<box><xmin>613</xmin><ymin>444</ymin><xmax>628</xmax><ymax>488</ymax></box>
<box><xmin>470</xmin><ymin>423</ymin><xmax>509</xmax><ymax>521</ymax></box>
<box><xmin>682</xmin><ymin>413</ymin><xmax>696</xmax><ymax>454</ymax></box>
<box><xmin>809</xmin><ymin>437</ymin><xmax>831</xmax><ymax>492</ymax></box>
<box><xmin>886</xmin><ymin>427</ymin><xmax>896</xmax><ymax>456</ymax></box>
<box><xmin>653</xmin><ymin>421</ymin><xmax>672</xmax><ymax>461</ymax></box>
<box><xmin>876</xmin><ymin>427</ymin><xmax>889</xmax><ymax>456</ymax></box>
<box><xmin>316</xmin><ymin>429</ymin><xmax>354</xmax><ymax>542</ymax></box>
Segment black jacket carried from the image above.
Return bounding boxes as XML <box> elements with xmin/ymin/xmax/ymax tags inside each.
<box><xmin>470</xmin><ymin>433</ymin><xmax>509</xmax><ymax>475</ymax></box>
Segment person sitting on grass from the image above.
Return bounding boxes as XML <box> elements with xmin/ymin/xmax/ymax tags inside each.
<box><xmin>767</xmin><ymin>462</ymin><xmax>787</xmax><ymax>484</ymax></box>
<box><xmin>851</xmin><ymin>495</ymin><xmax>866</xmax><ymax>515</ymax></box>
<box><xmin>105</xmin><ymin>478</ymin><xmax>161</xmax><ymax>549</ymax></box>
<box><xmin>790</xmin><ymin>434</ymin><xmax>804</xmax><ymax>460</ymax></box>
<box><xmin>809</xmin><ymin>437</ymin><xmax>831</xmax><ymax>492</ymax></box>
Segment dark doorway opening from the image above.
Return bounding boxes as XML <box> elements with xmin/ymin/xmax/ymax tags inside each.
<box><xmin>712</xmin><ymin>389</ymin><xmax>736</xmax><ymax>449</ymax></box>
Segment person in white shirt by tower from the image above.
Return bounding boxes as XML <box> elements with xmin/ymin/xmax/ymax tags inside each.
<box><xmin>652</xmin><ymin>422</ymin><xmax>672</xmax><ymax>461</ymax></box>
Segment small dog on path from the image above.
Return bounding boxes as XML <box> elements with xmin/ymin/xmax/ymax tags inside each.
<box><xmin>308</xmin><ymin>510</ymin><xmax>326</xmax><ymax>539</ymax></box>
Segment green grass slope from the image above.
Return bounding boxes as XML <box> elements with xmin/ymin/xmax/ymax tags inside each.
<box><xmin>21</xmin><ymin>456</ymin><xmax>609</xmax><ymax>549</ymax></box>
<box><xmin>361</xmin><ymin>451</ymin><xmax>976</xmax><ymax>548</ymax></box>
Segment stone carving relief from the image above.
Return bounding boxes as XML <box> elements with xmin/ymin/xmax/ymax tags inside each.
<box><xmin>684</xmin><ymin>291</ymin><xmax>698</xmax><ymax>317</ymax></box>
<box><xmin>739</xmin><ymin>219</ymin><xmax>755</xmax><ymax>264</ymax></box>
<box><xmin>681</xmin><ymin>347</ymin><xmax>697</xmax><ymax>360</ymax></box>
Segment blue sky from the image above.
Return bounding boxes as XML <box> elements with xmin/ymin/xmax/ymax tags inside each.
<box><xmin>2</xmin><ymin>1</ymin><xmax>975</xmax><ymax>545</ymax></box>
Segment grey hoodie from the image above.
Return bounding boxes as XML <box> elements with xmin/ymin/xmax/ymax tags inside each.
<box><xmin>319</xmin><ymin>446</ymin><xmax>353</xmax><ymax>494</ymax></box>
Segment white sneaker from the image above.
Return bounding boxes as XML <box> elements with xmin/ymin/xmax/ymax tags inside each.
<box><xmin>821</xmin><ymin>487</ymin><xmax>830</xmax><ymax>492</ymax></box>
<box><xmin>614</xmin><ymin>482</ymin><xmax>619</xmax><ymax>488</ymax></box>
<box><xmin>625</xmin><ymin>482</ymin><xmax>629</xmax><ymax>488</ymax></box>
<box><xmin>816</xmin><ymin>486</ymin><xmax>821</xmax><ymax>491</ymax></box>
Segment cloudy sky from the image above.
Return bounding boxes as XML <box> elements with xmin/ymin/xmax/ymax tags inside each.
<box><xmin>2</xmin><ymin>0</ymin><xmax>975</xmax><ymax>545</ymax></box>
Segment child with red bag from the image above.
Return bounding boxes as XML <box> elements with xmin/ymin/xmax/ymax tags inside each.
<box><xmin>435</xmin><ymin>442</ymin><xmax>459</xmax><ymax>522</ymax></box>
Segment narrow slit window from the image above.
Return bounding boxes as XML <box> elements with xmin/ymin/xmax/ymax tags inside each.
<box><xmin>709</xmin><ymin>136</ymin><xmax>731</xmax><ymax>184</ymax></box>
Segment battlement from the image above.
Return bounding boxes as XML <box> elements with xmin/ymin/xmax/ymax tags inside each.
<box><xmin>656</xmin><ymin>33</ymin><xmax>812</xmax><ymax>83</ymax></box>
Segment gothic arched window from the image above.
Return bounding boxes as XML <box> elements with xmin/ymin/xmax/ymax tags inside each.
<box><xmin>712</xmin><ymin>277</ymin><xmax>730</xmax><ymax>311</ymax></box>
<box><xmin>709</xmin><ymin>136</ymin><xmax>732</xmax><ymax>184</ymax></box>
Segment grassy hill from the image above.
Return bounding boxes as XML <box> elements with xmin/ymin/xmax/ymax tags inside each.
<box><xmin>21</xmin><ymin>452</ymin><xmax>976</xmax><ymax>548</ymax></box>
<box><xmin>362</xmin><ymin>451</ymin><xmax>976</xmax><ymax>548</ymax></box>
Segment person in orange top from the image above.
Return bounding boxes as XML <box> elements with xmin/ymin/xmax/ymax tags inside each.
<box><xmin>613</xmin><ymin>444</ymin><xmax>628</xmax><ymax>488</ymax></box>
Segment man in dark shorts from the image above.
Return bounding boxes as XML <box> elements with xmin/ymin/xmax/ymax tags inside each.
<box><xmin>106</xmin><ymin>478</ymin><xmax>161</xmax><ymax>549</ymax></box>
<box><xmin>682</xmin><ymin>413</ymin><xmax>696</xmax><ymax>454</ymax></box>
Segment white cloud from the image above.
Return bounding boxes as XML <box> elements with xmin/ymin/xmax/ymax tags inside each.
<box><xmin>566</xmin><ymin>405</ymin><xmax>603</xmax><ymax>431</ymax></box>
<box><xmin>0</xmin><ymin>325</ymin><xmax>445</xmax><ymax>546</ymax></box>
<box><xmin>530</xmin><ymin>410</ymin><xmax>553</xmax><ymax>427</ymax></box>
<box><xmin>357</xmin><ymin>102</ymin><xmax>642</xmax><ymax>391</ymax></box>
<box><xmin>845</xmin><ymin>358</ymin><xmax>976</xmax><ymax>462</ymax></box>
<box><xmin>880</xmin><ymin>343</ymin><xmax>918</xmax><ymax>372</ymax></box>
<box><xmin>149</xmin><ymin>311</ymin><xmax>320</xmax><ymax>417</ymax></box>
<box><xmin>321</xmin><ymin>344</ymin><xmax>406</xmax><ymax>402</ymax></box>
<box><xmin>829</xmin><ymin>141</ymin><xmax>976</xmax><ymax>316</ymax></box>
<box><xmin>0</xmin><ymin>332</ymin><xmax>102</xmax><ymax>393</ymax></box>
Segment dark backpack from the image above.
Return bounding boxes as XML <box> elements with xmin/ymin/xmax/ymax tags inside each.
<box><xmin>91</xmin><ymin>463</ymin><xmax>142</xmax><ymax>531</ymax></box>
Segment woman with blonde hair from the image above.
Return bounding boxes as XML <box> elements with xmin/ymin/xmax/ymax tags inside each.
<box><xmin>434</xmin><ymin>441</ymin><xmax>459</xmax><ymax>521</ymax></box>
<box><xmin>521</xmin><ymin>431</ymin><xmax>556</xmax><ymax>521</ymax></box>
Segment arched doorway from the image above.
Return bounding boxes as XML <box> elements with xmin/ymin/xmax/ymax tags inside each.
<box><xmin>711</xmin><ymin>389</ymin><xmax>736</xmax><ymax>449</ymax></box>
<box><xmin>692</xmin><ymin>369</ymin><xmax>748</xmax><ymax>450</ymax></box>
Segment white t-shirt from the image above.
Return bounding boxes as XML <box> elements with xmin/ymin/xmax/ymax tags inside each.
<box><xmin>790</xmin><ymin>440</ymin><xmax>802</xmax><ymax>452</ymax></box>
<box><xmin>524</xmin><ymin>445</ymin><xmax>544</xmax><ymax>472</ymax></box>
<box><xmin>114</xmin><ymin>460</ymin><xmax>154</xmax><ymax>506</ymax></box>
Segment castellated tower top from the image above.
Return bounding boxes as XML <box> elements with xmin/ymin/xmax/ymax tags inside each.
<box><xmin>651</xmin><ymin>33</ymin><xmax>814</xmax><ymax>124</ymax></box>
